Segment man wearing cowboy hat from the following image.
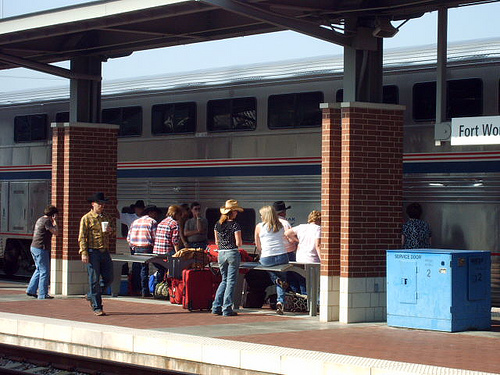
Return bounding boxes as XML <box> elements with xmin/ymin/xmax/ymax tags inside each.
<box><xmin>272</xmin><ymin>201</ymin><xmax>296</xmax><ymax>256</ymax></box>
<box><xmin>79</xmin><ymin>192</ymin><xmax>115</xmax><ymax>316</ymax></box>
<box><xmin>120</xmin><ymin>199</ymin><xmax>146</xmax><ymax>229</ymax></box>
<box><xmin>273</xmin><ymin>201</ymin><xmax>299</xmax><ymax>293</ymax></box>
<box><xmin>127</xmin><ymin>205</ymin><xmax>162</xmax><ymax>297</ymax></box>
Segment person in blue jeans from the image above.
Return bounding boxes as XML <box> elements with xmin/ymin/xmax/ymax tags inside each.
<box><xmin>212</xmin><ymin>199</ymin><xmax>243</xmax><ymax>317</ymax></box>
<box><xmin>26</xmin><ymin>205</ymin><xmax>59</xmax><ymax>299</ymax></box>
<box><xmin>79</xmin><ymin>192</ymin><xmax>115</xmax><ymax>316</ymax></box>
<box><xmin>255</xmin><ymin>205</ymin><xmax>289</xmax><ymax>315</ymax></box>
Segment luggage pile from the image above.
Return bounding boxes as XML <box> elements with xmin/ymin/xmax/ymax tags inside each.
<box><xmin>151</xmin><ymin>247</ymin><xmax>221</xmax><ymax>311</ymax></box>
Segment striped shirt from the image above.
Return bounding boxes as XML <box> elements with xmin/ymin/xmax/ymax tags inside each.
<box><xmin>78</xmin><ymin>210</ymin><xmax>114</xmax><ymax>255</ymax></box>
<box><xmin>153</xmin><ymin>216</ymin><xmax>180</xmax><ymax>255</ymax></box>
<box><xmin>127</xmin><ymin>216</ymin><xmax>157</xmax><ymax>249</ymax></box>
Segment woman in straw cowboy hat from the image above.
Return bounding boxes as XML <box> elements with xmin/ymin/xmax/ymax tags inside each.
<box><xmin>211</xmin><ymin>199</ymin><xmax>244</xmax><ymax>317</ymax></box>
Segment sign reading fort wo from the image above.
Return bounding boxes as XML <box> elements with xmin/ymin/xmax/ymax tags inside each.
<box><xmin>451</xmin><ymin>116</ymin><xmax>500</xmax><ymax>145</ymax></box>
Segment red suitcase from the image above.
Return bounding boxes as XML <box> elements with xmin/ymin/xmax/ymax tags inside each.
<box><xmin>182</xmin><ymin>268</ymin><xmax>214</xmax><ymax>311</ymax></box>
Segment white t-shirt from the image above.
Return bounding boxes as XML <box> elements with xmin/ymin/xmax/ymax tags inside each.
<box><xmin>293</xmin><ymin>223</ymin><xmax>321</xmax><ymax>263</ymax></box>
<box><xmin>120</xmin><ymin>212</ymin><xmax>139</xmax><ymax>228</ymax></box>
<box><xmin>258</xmin><ymin>223</ymin><xmax>286</xmax><ymax>258</ymax></box>
<box><xmin>278</xmin><ymin>217</ymin><xmax>296</xmax><ymax>253</ymax></box>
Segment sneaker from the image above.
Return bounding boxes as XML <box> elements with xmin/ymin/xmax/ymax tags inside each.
<box><xmin>27</xmin><ymin>293</ymin><xmax>37</xmax><ymax>298</ymax></box>
<box><xmin>212</xmin><ymin>310</ymin><xmax>223</xmax><ymax>315</ymax></box>
<box><xmin>94</xmin><ymin>310</ymin><xmax>106</xmax><ymax>316</ymax></box>
<box><xmin>276</xmin><ymin>302</ymin><xmax>284</xmax><ymax>315</ymax></box>
<box><xmin>40</xmin><ymin>295</ymin><xmax>54</xmax><ymax>299</ymax></box>
<box><xmin>223</xmin><ymin>311</ymin><xmax>238</xmax><ymax>317</ymax></box>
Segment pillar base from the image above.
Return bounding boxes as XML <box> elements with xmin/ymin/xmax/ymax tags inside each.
<box><xmin>51</xmin><ymin>259</ymin><xmax>88</xmax><ymax>296</ymax></box>
<box><xmin>339</xmin><ymin>276</ymin><xmax>386</xmax><ymax>323</ymax></box>
<box><xmin>319</xmin><ymin>275</ymin><xmax>340</xmax><ymax>322</ymax></box>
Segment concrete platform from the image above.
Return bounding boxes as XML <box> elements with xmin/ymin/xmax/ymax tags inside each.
<box><xmin>0</xmin><ymin>280</ymin><xmax>499</xmax><ymax>375</ymax></box>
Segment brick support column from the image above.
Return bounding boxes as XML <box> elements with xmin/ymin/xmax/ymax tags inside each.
<box><xmin>51</xmin><ymin>122</ymin><xmax>119</xmax><ymax>295</ymax></box>
<box><xmin>50</xmin><ymin>126</ymin><xmax>66</xmax><ymax>294</ymax></box>
<box><xmin>339</xmin><ymin>102</ymin><xmax>404</xmax><ymax>323</ymax></box>
<box><xmin>319</xmin><ymin>104</ymin><xmax>342</xmax><ymax>322</ymax></box>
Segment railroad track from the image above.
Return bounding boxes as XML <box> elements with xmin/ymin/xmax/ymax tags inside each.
<box><xmin>0</xmin><ymin>343</ymin><xmax>192</xmax><ymax>375</ymax></box>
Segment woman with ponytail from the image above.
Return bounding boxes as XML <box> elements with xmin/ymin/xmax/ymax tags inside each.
<box><xmin>255</xmin><ymin>205</ymin><xmax>289</xmax><ymax>315</ymax></box>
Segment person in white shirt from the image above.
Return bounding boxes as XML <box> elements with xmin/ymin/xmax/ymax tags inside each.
<box><xmin>285</xmin><ymin>210</ymin><xmax>321</xmax><ymax>295</ymax></box>
<box><xmin>255</xmin><ymin>205</ymin><xmax>289</xmax><ymax>315</ymax></box>
<box><xmin>120</xmin><ymin>200</ymin><xmax>145</xmax><ymax>228</ymax></box>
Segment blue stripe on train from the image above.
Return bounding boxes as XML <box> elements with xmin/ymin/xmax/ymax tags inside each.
<box><xmin>0</xmin><ymin>171</ymin><xmax>51</xmax><ymax>180</ymax></box>
<box><xmin>1</xmin><ymin>161</ymin><xmax>500</xmax><ymax>180</ymax></box>
<box><xmin>117</xmin><ymin>164</ymin><xmax>321</xmax><ymax>178</ymax></box>
<box><xmin>403</xmin><ymin>161</ymin><xmax>500</xmax><ymax>174</ymax></box>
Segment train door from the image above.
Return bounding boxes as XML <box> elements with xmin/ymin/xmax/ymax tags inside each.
<box><xmin>28</xmin><ymin>182</ymin><xmax>49</xmax><ymax>231</ymax></box>
<box><xmin>0</xmin><ymin>182</ymin><xmax>8</xmax><ymax>232</ymax></box>
<box><xmin>0</xmin><ymin>181</ymin><xmax>49</xmax><ymax>275</ymax></box>
<box><xmin>8</xmin><ymin>182</ymin><xmax>29</xmax><ymax>233</ymax></box>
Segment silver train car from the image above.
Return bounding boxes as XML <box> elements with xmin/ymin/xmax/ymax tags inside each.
<box><xmin>0</xmin><ymin>38</ymin><xmax>499</xmax><ymax>305</ymax></box>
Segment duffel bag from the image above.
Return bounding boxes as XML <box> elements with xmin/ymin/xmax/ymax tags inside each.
<box><xmin>154</xmin><ymin>280</ymin><xmax>169</xmax><ymax>300</ymax></box>
<box><xmin>284</xmin><ymin>292</ymin><xmax>308</xmax><ymax>312</ymax></box>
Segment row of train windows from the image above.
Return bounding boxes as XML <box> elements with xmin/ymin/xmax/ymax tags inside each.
<box><xmin>13</xmin><ymin>78</ymin><xmax>488</xmax><ymax>142</ymax></box>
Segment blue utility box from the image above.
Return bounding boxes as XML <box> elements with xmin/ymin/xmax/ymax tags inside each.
<box><xmin>387</xmin><ymin>249</ymin><xmax>491</xmax><ymax>332</ymax></box>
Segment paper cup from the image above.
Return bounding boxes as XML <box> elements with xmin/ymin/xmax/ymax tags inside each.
<box><xmin>101</xmin><ymin>221</ymin><xmax>109</xmax><ymax>232</ymax></box>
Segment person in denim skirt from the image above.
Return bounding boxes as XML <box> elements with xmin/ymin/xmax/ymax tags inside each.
<box><xmin>255</xmin><ymin>205</ymin><xmax>289</xmax><ymax>315</ymax></box>
<box><xmin>78</xmin><ymin>192</ymin><xmax>115</xmax><ymax>316</ymax></box>
<box><xmin>26</xmin><ymin>205</ymin><xmax>58</xmax><ymax>299</ymax></box>
<box><xmin>212</xmin><ymin>199</ymin><xmax>243</xmax><ymax>317</ymax></box>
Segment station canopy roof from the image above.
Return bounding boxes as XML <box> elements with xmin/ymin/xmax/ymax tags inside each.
<box><xmin>0</xmin><ymin>0</ymin><xmax>496</xmax><ymax>73</ymax></box>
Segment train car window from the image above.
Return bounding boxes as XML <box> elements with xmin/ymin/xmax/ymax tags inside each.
<box><xmin>207</xmin><ymin>97</ymin><xmax>257</xmax><ymax>132</ymax></box>
<box><xmin>383</xmin><ymin>85</ymin><xmax>399</xmax><ymax>104</ymax></box>
<box><xmin>335</xmin><ymin>89</ymin><xmax>343</xmax><ymax>103</ymax></box>
<box><xmin>268</xmin><ymin>91</ymin><xmax>323</xmax><ymax>129</ymax></box>
<box><xmin>336</xmin><ymin>86</ymin><xmax>399</xmax><ymax>104</ymax></box>
<box><xmin>205</xmin><ymin>207</ymin><xmax>256</xmax><ymax>243</ymax></box>
<box><xmin>14</xmin><ymin>114</ymin><xmax>48</xmax><ymax>143</ymax></box>
<box><xmin>448</xmin><ymin>79</ymin><xmax>483</xmax><ymax>118</ymax></box>
<box><xmin>151</xmin><ymin>102</ymin><xmax>196</xmax><ymax>135</ymax></box>
<box><xmin>102</xmin><ymin>106</ymin><xmax>142</xmax><ymax>137</ymax></box>
<box><xmin>55</xmin><ymin>112</ymin><xmax>69</xmax><ymax>123</ymax></box>
<box><xmin>413</xmin><ymin>78</ymin><xmax>483</xmax><ymax>121</ymax></box>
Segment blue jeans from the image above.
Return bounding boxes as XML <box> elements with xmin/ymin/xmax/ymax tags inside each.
<box><xmin>260</xmin><ymin>253</ymin><xmax>289</xmax><ymax>304</ymax></box>
<box><xmin>26</xmin><ymin>247</ymin><xmax>50</xmax><ymax>299</ymax></box>
<box><xmin>286</xmin><ymin>252</ymin><xmax>306</xmax><ymax>294</ymax></box>
<box><xmin>133</xmin><ymin>247</ymin><xmax>153</xmax><ymax>296</ymax></box>
<box><xmin>87</xmin><ymin>249</ymin><xmax>113</xmax><ymax>311</ymax></box>
<box><xmin>212</xmin><ymin>250</ymin><xmax>241</xmax><ymax>315</ymax></box>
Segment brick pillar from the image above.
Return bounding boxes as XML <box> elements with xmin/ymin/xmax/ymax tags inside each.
<box><xmin>50</xmin><ymin>126</ymin><xmax>66</xmax><ymax>294</ymax></box>
<box><xmin>50</xmin><ymin>122</ymin><xmax>119</xmax><ymax>295</ymax></box>
<box><xmin>319</xmin><ymin>104</ymin><xmax>342</xmax><ymax>322</ymax></box>
<box><xmin>339</xmin><ymin>102</ymin><xmax>404</xmax><ymax>323</ymax></box>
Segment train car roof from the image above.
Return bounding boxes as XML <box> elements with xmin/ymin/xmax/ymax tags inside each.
<box><xmin>0</xmin><ymin>37</ymin><xmax>499</xmax><ymax>106</ymax></box>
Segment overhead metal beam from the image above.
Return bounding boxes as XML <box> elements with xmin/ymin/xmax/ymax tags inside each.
<box><xmin>197</xmin><ymin>0</ymin><xmax>353</xmax><ymax>47</ymax></box>
<box><xmin>0</xmin><ymin>52</ymin><xmax>101</xmax><ymax>81</ymax></box>
<box><xmin>435</xmin><ymin>7</ymin><xmax>450</xmax><ymax>141</ymax></box>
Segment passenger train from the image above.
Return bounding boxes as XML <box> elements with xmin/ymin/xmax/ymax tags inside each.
<box><xmin>0</xmin><ymin>38</ymin><xmax>499</xmax><ymax>304</ymax></box>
